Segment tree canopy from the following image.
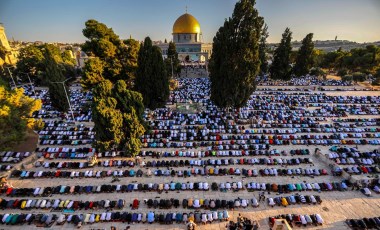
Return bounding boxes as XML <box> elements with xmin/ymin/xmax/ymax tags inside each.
<box><xmin>135</xmin><ymin>37</ymin><xmax>169</xmax><ymax>110</ymax></box>
<box><xmin>269</xmin><ymin>27</ymin><xmax>293</xmax><ymax>80</ymax></box>
<box><xmin>81</xmin><ymin>19</ymin><xmax>138</xmax><ymax>86</ymax></box>
<box><xmin>0</xmin><ymin>78</ymin><xmax>43</xmax><ymax>150</ymax></box>
<box><xmin>16</xmin><ymin>44</ymin><xmax>76</xmax><ymax>85</ymax></box>
<box><xmin>123</xmin><ymin>38</ymin><xmax>140</xmax><ymax>82</ymax></box>
<box><xmin>209</xmin><ymin>0</ymin><xmax>263</xmax><ymax>108</ymax></box>
<box><xmin>319</xmin><ymin>45</ymin><xmax>380</xmax><ymax>75</ymax></box>
<box><xmin>293</xmin><ymin>33</ymin><xmax>315</xmax><ymax>77</ymax></box>
<box><xmin>92</xmin><ymin>79</ymin><xmax>145</xmax><ymax>156</ymax></box>
<box><xmin>81</xmin><ymin>19</ymin><xmax>146</xmax><ymax>156</ymax></box>
<box><xmin>45</xmin><ymin>48</ymin><xmax>71</xmax><ymax>113</ymax></box>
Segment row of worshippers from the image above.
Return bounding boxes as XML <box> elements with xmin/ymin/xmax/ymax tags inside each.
<box><xmin>3</xmin><ymin>180</ymin><xmax>350</xmax><ymax>197</ymax></box>
<box><xmin>0</xmin><ymin>210</ymin><xmax>230</xmax><ymax>226</ymax></box>
<box><xmin>0</xmin><ymin>198</ymin><xmax>125</xmax><ymax>210</ymax></box>
<box><xmin>268</xmin><ymin>213</ymin><xmax>324</xmax><ymax>227</ymax></box>
<box><xmin>140</xmin><ymin>157</ymin><xmax>312</xmax><ymax>167</ymax></box>
<box><xmin>12</xmin><ymin>169</ymin><xmax>143</xmax><ymax>179</ymax></box>
<box><xmin>140</xmin><ymin>149</ymin><xmax>310</xmax><ymax>158</ymax></box>
<box><xmin>35</xmin><ymin>159</ymin><xmax>136</xmax><ymax>169</ymax></box>
<box><xmin>266</xmin><ymin>194</ymin><xmax>321</xmax><ymax>207</ymax></box>
<box><xmin>150</xmin><ymin>167</ymin><xmax>328</xmax><ymax>177</ymax></box>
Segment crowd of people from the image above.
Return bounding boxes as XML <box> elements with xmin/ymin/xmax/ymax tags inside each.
<box><xmin>2</xmin><ymin>76</ymin><xmax>379</xmax><ymax>229</ymax></box>
<box><xmin>268</xmin><ymin>213</ymin><xmax>324</xmax><ymax>227</ymax></box>
<box><xmin>226</xmin><ymin>213</ymin><xmax>260</xmax><ymax>230</ymax></box>
<box><xmin>257</xmin><ymin>75</ymin><xmax>353</xmax><ymax>87</ymax></box>
<box><xmin>346</xmin><ymin>217</ymin><xmax>380</xmax><ymax>229</ymax></box>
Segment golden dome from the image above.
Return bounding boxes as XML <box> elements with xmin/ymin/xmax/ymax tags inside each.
<box><xmin>172</xmin><ymin>13</ymin><xmax>200</xmax><ymax>34</ymax></box>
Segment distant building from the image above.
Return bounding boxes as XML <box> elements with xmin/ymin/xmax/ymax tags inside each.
<box><xmin>75</xmin><ymin>49</ymin><xmax>90</xmax><ymax>68</ymax></box>
<box><xmin>0</xmin><ymin>24</ymin><xmax>17</xmax><ymax>65</ymax></box>
<box><xmin>268</xmin><ymin>39</ymin><xmax>380</xmax><ymax>52</ymax></box>
<box><xmin>157</xmin><ymin>12</ymin><xmax>212</xmax><ymax>63</ymax></box>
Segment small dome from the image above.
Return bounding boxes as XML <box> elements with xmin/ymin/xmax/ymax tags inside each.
<box><xmin>172</xmin><ymin>13</ymin><xmax>200</xmax><ymax>34</ymax></box>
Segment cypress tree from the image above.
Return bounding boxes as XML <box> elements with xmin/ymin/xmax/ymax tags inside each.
<box><xmin>270</xmin><ymin>28</ymin><xmax>293</xmax><ymax>80</ymax></box>
<box><xmin>136</xmin><ymin>37</ymin><xmax>169</xmax><ymax>110</ymax></box>
<box><xmin>259</xmin><ymin>23</ymin><xmax>269</xmax><ymax>74</ymax></box>
<box><xmin>165</xmin><ymin>41</ymin><xmax>181</xmax><ymax>77</ymax></box>
<box><xmin>209</xmin><ymin>0</ymin><xmax>263</xmax><ymax>108</ymax></box>
<box><xmin>293</xmin><ymin>33</ymin><xmax>315</xmax><ymax>77</ymax></box>
<box><xmin>45</xmin><ymin>49</ymin><xmax>70</xmax><ymax>112</ymax></box>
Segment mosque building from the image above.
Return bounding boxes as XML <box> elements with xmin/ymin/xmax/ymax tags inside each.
<box><xmin>158</xmin><ymin>12</ymin><xmax>212</xmax><ymax>63</ymax></box>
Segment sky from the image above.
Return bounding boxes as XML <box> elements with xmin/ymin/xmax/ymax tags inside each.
<box><xmin>0</xmin><ymin>0</ymin><xmax>379</xmax><ymax>44</ymax></box>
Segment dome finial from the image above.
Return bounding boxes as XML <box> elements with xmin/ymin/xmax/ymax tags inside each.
<box><xmin>185</xmin><ymin>5</ymin><xmax>188</xmax><ymax>13</ymax></box>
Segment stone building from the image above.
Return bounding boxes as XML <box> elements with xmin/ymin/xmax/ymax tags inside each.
<box><xmin>0</xmin><ymin>24</ymin><xmax>17</xmax><ymax>65</ymax></box>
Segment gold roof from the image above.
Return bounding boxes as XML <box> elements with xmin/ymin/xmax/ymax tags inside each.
<box><xmin>172</xmin><ymin>13</ymin><xmax>200</xmax><ymax>34</ymax></box>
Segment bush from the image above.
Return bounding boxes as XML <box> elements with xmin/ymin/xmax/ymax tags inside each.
<box><xmin>352</xmin><ymin>72</ymin><xmax>366</xmax><ymax>82</ymax></box>
<box><xmin>342</xmin><ymin>75</ymin><xmax>353</xmax><ymax>82</ymax></box>
<box><xmin>310</xmin><ymin>67</ymin><xmax>326</xmax><ymax>77</ymax></box>
<box><xmin>372</xmin><ymin>77</ymin><xmax>380</xmax><ymax>86</ymax></box>
<box><xmin>337</xmin><ymin>69</ymin><xmax>348</xmax><ymax>77</ymax></box>
<box><xmin>374</xmin><ymin>68</ymin><xmax>380</xmax><ymax>79</ymax></box>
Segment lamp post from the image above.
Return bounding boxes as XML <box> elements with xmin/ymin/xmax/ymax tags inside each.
<box><xmin>50</xmin><ymin>78</ymin><xmax>75</xmax><ymax>122</ymax></box>
<box><xmin>18</xmin><ymin>72</ymin><xmax>36</xmax><ymax>96</ymax></box>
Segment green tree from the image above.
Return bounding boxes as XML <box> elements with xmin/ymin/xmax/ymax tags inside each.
<box><xmin>61</xmin><ymin>50</ymin><xmax>76</xmax><ymax>66</ymax></box>
<box><xmin>16</xmin><ymin>44</ymin><xmax>76</xmax><ymax>85</ymax></box>
<box><xmin>0</xmin><ymin>78</ymin><xmax>43</xmax><ymax>150</ymax></box>
<box><xmin>258</xmin><ymin>23</ymin><xmax>269</xmax><ymax>74</ymax></box>
<box><xmin>372</xmin><ymin>68</ymin><xmax>380</xmax><ymax>86</ymax></box>
<box><xmin>81</xmin><ymin>57</ymin><xmax>105</xmax><ymax>90</ymax></box>
<box><xmin>92</xmin><ymin>79</ymin><xmax>145</xmax><ymax>156</ymax></box>
<box><xmin>82</xmin><ymin>19</ymin><xmax>135</xmax><ymax>84</ymax></box>
<box><xmin>342</xmin><ymin>75</ymin><xmax>353</xmax><ymax>82</ymax></box>
<box><xmin>45</xmin><ymin>49</ymin><xmax>70</xmax><ymax>112</ymax></box>
<box><xmin>135</xmin><ymin>37</ymin><xmax>169</xmax><ymax>110</ymax></box>
<box><xmin>342</xmin><ymin>46</ymin><xmax>380</xmax><ymax>74</ymax></box>
<box><xmin>165</xmin><ymin>41</ymin><xmax>181</xmax><ymax>77</ymax></box>
<box><xmin>209</xmin><ymin>0</ymin><xmax>263</xmax><ymax>108</ymax></box>
<box><xmin>337</xmin><ymin>69</ymin><xmax>348</xmax><ymax>77</ymax></box>
<box><xmin>352</xmin><ymin>72</ymin><xmax>366</xmax><ymax>82</ymax></box>
<box><xmin>16</xmin><ymin>45</ymin><xmax>45</xmax><ymax>79</ymax></box>
<box><xmin>320</xmin><ymin>51</ymin><xmax>340</xmax><ymax>71</ymax></box>
<box><xmin>320</xmin><ymin>45</ymin><xmax>380</xmax><ymax>75</ymax></box>
<box><xmin>312</xmin><ymin>49</ymin><xmax>325</xmax><ymax>68</ymax></box>
<box><xmin>124</xmin><ymin>38</ymin><xmax>140</xmax><ymax>82</ymax></box>
<box><xmin>81</xmin><ymin>19</ymin><xmax>146</xmax><ymax>156</ymax></box>
<box><xmin>310</xmin><ymin>67</ymin><xmax>326</xmax><ymax>77</ymax></box>
<box><xmin>270</xmin><ymin>27</ymin><xmax>292</xmax><ymax>80</ymax></box>
<box><xmin>293</xmin><ymin>33</ymin><xmax>315</xmax><ymax>77</ymax></box>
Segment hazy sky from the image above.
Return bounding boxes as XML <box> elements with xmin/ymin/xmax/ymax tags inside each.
<box><xmin>0</xmin><ymin>0</ymin><xmax>379</xmax><ymax>43</ymax></box>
